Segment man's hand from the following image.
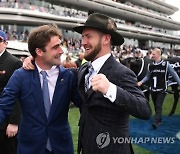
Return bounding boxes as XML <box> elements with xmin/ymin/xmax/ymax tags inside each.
<box><xmin>6</xmin><ymin>124</ymin><xmax>18</xmax><ymax>138</ymax></box>
<box><xmin>91</xmin><ymin>74</ymin><xmax>110</xmax><ymax>94</ymax></box>
<box><xmin>137</xmin><ymin>81</ymin><xmax>142</xmax><ymax>87</ymax></box>
<box><xmin>23</xmin><ymin>56</ymin><xmax>35</xmax><ymax>70</ymax></box>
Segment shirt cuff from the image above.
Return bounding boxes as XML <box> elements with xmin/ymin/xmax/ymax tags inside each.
<box><xmin>104</xmin><ymin>82</ymin><xmax>117</xmax><ymax>102</ymax></box>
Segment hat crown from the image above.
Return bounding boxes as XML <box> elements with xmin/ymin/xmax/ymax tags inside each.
<box><xmin>0</xmin><ymin>30</ymin><xmax>7</xmax><ymax>41</ymax></box>
<box><xmin>85</xmin><ymin>13</ymin><xmax>117</xmax><ymax>32</ymax></box>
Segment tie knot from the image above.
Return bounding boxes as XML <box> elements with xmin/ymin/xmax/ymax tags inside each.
<box><xmin>41</xmin><ymin>71</ymin><xmax>47</xmax><ymax>79</ymax></box>
<box><xmin>88</xmin><ymin>64</ymin><xmax>94</xmax><ymax>73</ymax></box>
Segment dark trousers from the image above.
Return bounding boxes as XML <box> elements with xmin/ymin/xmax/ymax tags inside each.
<box><xmin>44</xmin><ymin>149</ymin><xmax>54</xmax><ymax>154</ymax></box>
<box><xmin>151</xmin><ymin>91</ymin><xmax>166</xmax><ymax>123</ymax></box>
<box><xmin>0</xmin><ymin>130</ymin><xmax>18</xmax><ymax>154</ymax></box>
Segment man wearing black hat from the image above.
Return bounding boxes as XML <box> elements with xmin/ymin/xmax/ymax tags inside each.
<box><xmin>73</xmin><ymin>13</ymin><xmax>152</xmax><ymax>154</ymax></box>
<box><xmin>0</xmin><ymin>30</ymin><xmax>22</xmax><ymax>154</ymax></box>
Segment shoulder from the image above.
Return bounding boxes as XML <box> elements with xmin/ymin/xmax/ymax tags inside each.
<box><xmin>115</xmin><ymin>59</ymin><xmax>136</xmax><ymax>77</ymax></box>
<box><xmin>162</xmin><ymin>60</ymin><xmax>168</xmax><ymax>66</ymax></box>
<box><xmin>13</xmin><ymin>67</ymin><xmax>32</xmax><ymax>75</ymax></box>
<box><xmin>109</xmin><ymin>60</ymin><xmax>138</xmax><ymax>85</ymax></box>
<box><xmin>8</xmin><ymin>68</ymin><xmax>32</xmax><ymax>82</ymax></box>
<box><xmin>6</xmin><ymin>51</ymin><xmax>19</xmax><ymax>61</ymax></box>
<box><xmin>6</xmin><ymin>51</ymin><xmax>22</xmax><ymax>65</ymax></box>
<box><xmin>78</xmin><ymin>61</ymin><xmax>88</xmax><ymax>72</ymax></box>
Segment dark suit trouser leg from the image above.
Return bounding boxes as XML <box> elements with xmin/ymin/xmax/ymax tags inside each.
<box><xmin>0</xmin><ymin>130</ymin><xmax>18</xmax><ymax>154</ymax></box>
<box><xmin>151</xmin><ymin>92</ymin><xmax>166</xmax><ymax>123</ymax></box>
<box><xmin>44</xmin><ymin>149</ymin><xmax>54</xmax><ymax>154</ymax></box>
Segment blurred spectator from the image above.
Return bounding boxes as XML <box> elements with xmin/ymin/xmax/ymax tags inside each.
<box><xmin>75</xmin><ymin>52</ymin><xmax>84</xmax><ymax>68</ymax></box>
<box><xmin>62</xmin><ymin>55</ymin><xmax>77</xmax><ymax>68</ymax></box>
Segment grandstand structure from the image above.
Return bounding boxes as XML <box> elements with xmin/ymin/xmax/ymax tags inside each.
<box><xmin>45</xmin><ymin>0</ymin><xmax>180</xmax><ymax>49</ymax></box>
<box><xmin>0</xmin><ymin>0</ymin><xmax>180</xmax><ymax>50</ymax></box>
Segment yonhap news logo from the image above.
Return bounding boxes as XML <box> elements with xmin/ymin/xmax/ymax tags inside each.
<box><xmin>96</xmin><ymin>132</ymin><xmax>176</xmax><ymax>149</ymax></box>
<box><xmin>96</xmin><ymin>132</ymin><xmax>110</xmax><ymax>149</ymax></box>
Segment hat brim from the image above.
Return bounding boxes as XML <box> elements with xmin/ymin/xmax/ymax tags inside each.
<box><xmin>73</xmin><ymin>25</ymin><xmax>124</xmax><ymax>46</ymax></box>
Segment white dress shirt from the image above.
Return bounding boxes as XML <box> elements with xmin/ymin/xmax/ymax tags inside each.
<box><xmin>89</xmin><ymin>53</ymin><xmax>117</xmax><ymax>102</ymax></box>
<box><xmin>36</xmin><ymin>64</ymin><xmax>59</xmax><ymax>104</ymax></box>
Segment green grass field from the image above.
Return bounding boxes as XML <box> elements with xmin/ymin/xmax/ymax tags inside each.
<box><xmin>68</xmin><ymin>93</ymin><xmax>180</xmax><ymax>154</ymax></box>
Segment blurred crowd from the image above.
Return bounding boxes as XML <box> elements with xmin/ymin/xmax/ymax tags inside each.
<box><xmin>0</xmin><ymin>0</ymin><xmax>177</xmax><ymax>36</ymax></box>
<box><xmin>0</xmin><ymin>0</ymin><xmax>88</xmax><ymax>18</ymax></box>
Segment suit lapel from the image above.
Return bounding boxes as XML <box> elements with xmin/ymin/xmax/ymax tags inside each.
<box><xmin>48</xmin><ymin>66</ymin><xmax>65</xmax><ymax>120</ymax></box>
<box><xmin>98</xmin><ymin>55</ymin><xmax>114</xmax><ymax>76</ymax></box>
<box><xmin>32</xmin><ymin>67</ymin><xmax>47</xmax><ymax>121</ymax></box>
<box><xmin>78</xmin><ymin>62</ymin><xmax>89</xmax><ymax>101</ymax></box>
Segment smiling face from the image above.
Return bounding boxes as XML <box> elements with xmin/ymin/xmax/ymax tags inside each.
<box><xmin>36</xmin><ymin>36</ymin><xmax>64</xmax><ymax>70</ymax></box>
<box><xmin>81</xmin><ymin>28</ymin><xmax>106</xmax><ymax>62</ymax></box>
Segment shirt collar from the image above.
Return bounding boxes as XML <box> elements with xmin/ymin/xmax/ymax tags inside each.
<box><xmin>35</xmin><ymin>62</ymin><xmax>58</xmax><ymax>76</ymax></box>
<box><xmin>91</xmin><ymin>53</ymin><xmax>111</xmax><ymax>73</ymax></box>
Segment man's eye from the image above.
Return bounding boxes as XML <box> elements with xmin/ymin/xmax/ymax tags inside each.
<box><xmin>53</xmin><ymin>45</ymin><xmax>60</xmax><ymax>49</ymax></box>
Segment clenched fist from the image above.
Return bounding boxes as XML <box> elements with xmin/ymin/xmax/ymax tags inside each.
<box><xmin>91</xmin><ymin>74</ymin><xmax>110</xmax><ymax>94</ymax></box>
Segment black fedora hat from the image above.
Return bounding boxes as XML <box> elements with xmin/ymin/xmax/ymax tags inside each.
<box><xmin>73</xmin><ymin>13</ymin><xmax>124</xmax><ymax>46</ymax></box>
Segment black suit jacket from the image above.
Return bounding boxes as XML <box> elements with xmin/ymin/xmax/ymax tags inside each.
<box><xmin>0</xmin><ymin>50</ymin><xmax>22</xmax><ymax>130</ymax></box>
<box><xmin>77</xmin><ymin>55</ymin><xmax>151</xmax><ymax>154</ymax></box>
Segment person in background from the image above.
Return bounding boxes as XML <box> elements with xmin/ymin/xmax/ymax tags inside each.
<box><xmin>62</xmin><ymin>54</ymin><xmax>77</xmax><ymax>68</ymax></box>
<box><xmin>75</xmin><ymin>52</ymin><xmax>84</xmax><ymax>68</ymax></box>
<box><xmin>73</xmin><ymin>13</ymin><xmax>151</xmax><ymax>154</ymax></box>
<box><xmin>0</xmin><ymin>24</ymin><xmax>81</xmax><ymax>154</ymax></box>
<box><xmin>0</xmin><ymin>30</ymin><xmax>22</xmax><ymax>154</ymax></box>
<box><xmin>138</xmin><ymin>48</ymin><xmax>180</xmax><ymax>129</ymax></box>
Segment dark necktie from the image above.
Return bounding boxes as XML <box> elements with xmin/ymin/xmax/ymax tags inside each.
<box><xmin>41</xmin><ymin>71</ymin><xmax>52</xmax><ymax>151</ymax></box>
<box><xmin>85</xmin><ymin>65</ymin><xmax>94</xmax><ymax>92</ymax></box>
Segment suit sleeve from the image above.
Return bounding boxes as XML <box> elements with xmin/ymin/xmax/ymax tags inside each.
<box><xmin>8</xmin><ymin>60</ymin><xmax>22</xmax><ymax>125</ymax></box>
<box><xmin>8</xmin><ymin>100</ymin><xmax>21</xmax><ymax>125</ymax></box>
<box><xmin>113</xmin><ymin>67</ymin><xmax>152</xmax><ymax>120</ymax></box>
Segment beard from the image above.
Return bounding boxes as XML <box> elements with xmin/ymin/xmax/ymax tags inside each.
<box><xmin>84</xmin><ymin>40</ymin><xmax>102</xmax><ymax>62</ymax></box>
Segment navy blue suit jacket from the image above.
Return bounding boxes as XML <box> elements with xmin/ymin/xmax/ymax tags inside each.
<box><xmin>0</xmin><ymin>65</ymin><xmax>81</xmax><ymax>154</ymax></box>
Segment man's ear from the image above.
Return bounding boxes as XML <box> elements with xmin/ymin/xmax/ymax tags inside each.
<box><xmin>35</xmin><ymin>48</ymin><xmax>42</xmax><ymax>56</ymax></box>
<box><xmin>103</xmin><ymin>34</ymin><xmax>111</xmax><ymax>45</ymax></box>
